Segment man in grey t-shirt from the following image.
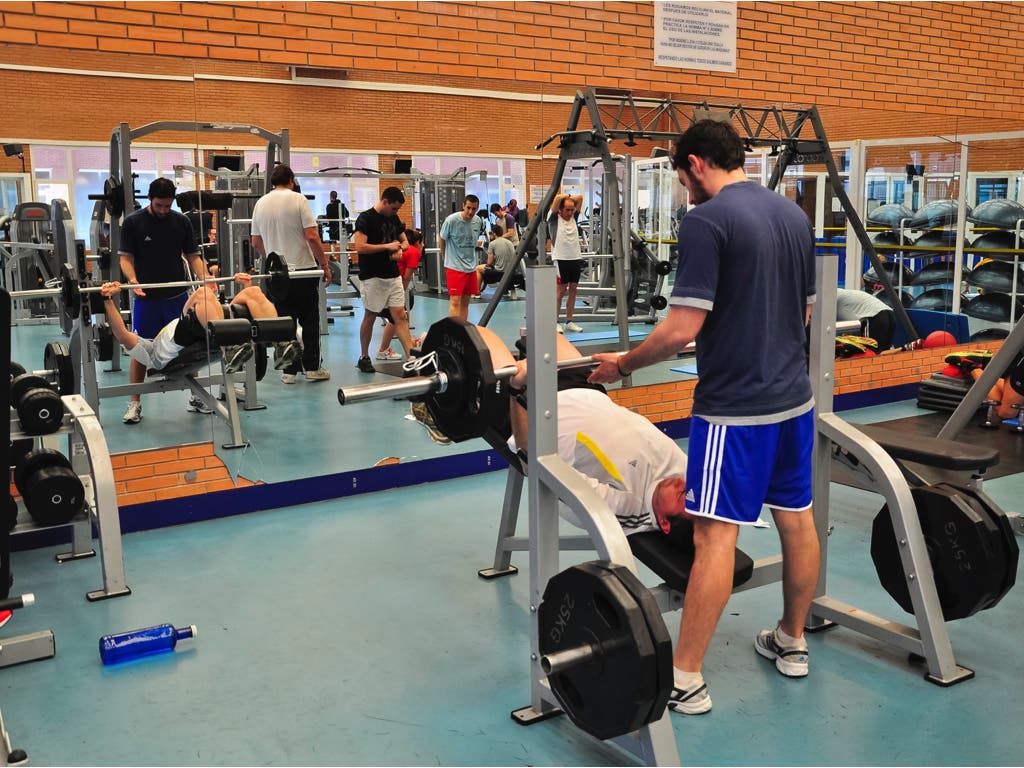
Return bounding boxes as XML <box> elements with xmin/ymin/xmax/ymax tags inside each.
<box><xmin>477</xmin><ymin>224</ymin><xmax>524</xmax><ymax>299</ymax></box>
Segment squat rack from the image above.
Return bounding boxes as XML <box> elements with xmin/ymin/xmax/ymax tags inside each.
<box><xmin>480</xmin><ymin>87</ymin><xmax>918</xmax><ymax>349</ymax></box>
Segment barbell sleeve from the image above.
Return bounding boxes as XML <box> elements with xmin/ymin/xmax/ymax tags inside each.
<box><xmin>541</xmin><ymin>634</ymin><xmax>632</xmax><ymax>675</ymax></box>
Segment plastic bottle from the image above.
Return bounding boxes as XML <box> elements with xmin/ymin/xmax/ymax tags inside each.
<box><xmin>99</xmin><ymin>623</ymin><xmax>197</xmax><ymax>665</ymax></box>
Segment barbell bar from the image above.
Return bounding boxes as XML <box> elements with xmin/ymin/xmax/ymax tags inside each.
<box><xmin>336</xmin><ymin>354</ymin><xmax>603</xmax><ymax>406</ymax></box>
<box><xmin>7</xmin><ymin>252</ymin><xmax>320</xmax><ymax>320</ymax></box>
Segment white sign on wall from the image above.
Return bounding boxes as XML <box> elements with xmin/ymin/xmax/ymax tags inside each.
<box><xmin>653</xmin><ymin>2</ymin><xmax>737</xmax><ymax>73</ymax></box>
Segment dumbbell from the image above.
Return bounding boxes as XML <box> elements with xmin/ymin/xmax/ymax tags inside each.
<box><xmin>10</xmin><ymin>373</ymin><xmax>64</xmax><ymax>435</ymax></box>
<box><xmin>14</xmin><ymin>449</ymin><xmax>85</xmax><ymax>527</ymax></box>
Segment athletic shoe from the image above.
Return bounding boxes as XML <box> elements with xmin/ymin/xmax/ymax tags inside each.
<box><xmin>667</xmin><ymin>679</ymin><xmax>712</xmax><ymax>715</ymax></box>
<box><xmin>0</xmin><ymin>609</ymin><xmax>12</xmax><ymax>629</ymax></box>
<box><xmin>122</xmin><ymin>401</ymin><xmax>142</xmax><ymax>424</ymax></box>
<box><xmin>412</xmin><ymin>334</ymin><xmax>428</xmax><ymax>351</ymax></box>
<box><xmin>273</xmin><ymin>341</ymin><xmax>303</xmax><ymax>371</ymax></box>
<box><xmin>357</xmin><ymin>357</ymin><xmax>376</xmax><ymax>374</ymax></box>
<box><xmin>186</xmin><ymin>396</ymin><xmax>214</xmax><ymax>414</ymax></box>
<box><xmin>410</xmin><ymin>401</ymin><xmax>452</xmax><ymax>445</ymax></box>
<box><xmin>508</xmin><ymin>288</ymin><xmax>518</xmax><ymax>300</ymax></box>
<box><xmin>280</xmin><ymin>373</ymin><xmax>297</xmax><ymax>385</ymax></box>
<box><xmin>303</xmin><ymin>368</ymin><xmax>331</xmax><ymax>381</ymax></box>
<box><xmin>223</xmin><ymin>344</ymin><xmax>254</xmax><ymax>374</ymax></box>
<box><xmin>376</xmin><ymin>348</ymin><xmax>402</xmax><ymax>361</ymax></box>
<box><xmin>556</xmin><ymin>324</ymin><xmax>564</xmax><ymax>334</ymax></box>
<box><xmin>564</xmin><ymin>321</ymin><xmax>583</xmax><ymax>333</ymax></box>
<box><xmin>754</xmin><ymin>628</ymin><xmax>809</xmax><ymax>677</ymax></box>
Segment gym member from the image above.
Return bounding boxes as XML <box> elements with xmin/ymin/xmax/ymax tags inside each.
<box><xmin>439</xmin><ymin>195</ymin><xmax>487</xmax><ymax>322</ymax></box>
<box><xmin>250</xmin><ymin>164</ymin><xmax>333</xmax><ymax>384</ymax></box>
<box><xmin>589</xmin><ymin>120</ymin><xmax>819</xmax><ymax>714</ymax></box>
<box><xmin>547</xmin><ymin>193</ymin><xmax>585</xmax><ymax>333</ymax></box>
<box><xmin>836</xmin><ymin>288</ymin><xmax>895</xmax><ymax>351</ymax></box>
<box><xmin>377</xmin><ymin>228</ymin><xmax>424</xmax><ymax>361</ymax></box>
<box><xmin>946</xmin><ymin>350</ymin><xmax>1024</xmax><ymax>422</ymax></box>
<box><xmin>119</xmin><ymin>177</ymin><xmax>210</xmax><ymax>424</ymax></box>
<box><xmin>353</xmin><ymin>187</ymin><xmax>416</xmax><ymax>372</ymax></box>
<box><xmin>99</xmin><ymin>274</ymin><xmax>300</xmax><ymax>377</ymax></box>
<box><xmin>477</xmin><ymin>224</ymin><xmax>524</xmax><ymax>300</ymax></box>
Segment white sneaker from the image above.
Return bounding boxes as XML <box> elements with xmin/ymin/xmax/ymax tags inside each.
<box><xmin>556</xmin><ymin>324</ymin><xmax>564</xmax><ymax>334</ymax></box>
<box><xmin>667</xmin><ymin>677</ymin><xmax>712</xmax><ymax>715</ymax></box>
<box><xmin>280</xmin><ymin>373</ymin><xmax>297</xmax><ymax>384</ymax></box>
<box><xmin>376</xmin><ymin>348</ymin><xmax>402</xmax><ymax>361</ymax></box>
<box><xmin>303</xmin><ymin>368</ymin><xmax>331</xmax><ymax>381</ymax></box>
<box><xmin>186</xmin><ymin>396</ymin><xmax>214</xmax><ymax>414</ymax></box>
<box><xmin>508</xmin><ymin>288</ymin><xmax>518</xmax><ymax>300</ymax></box>
<box><xmin>122</xmin><ymin>401</ymin><xmax>142</xmax><ymax>424</ymax></box>
<box><xmin>564</xmin><ymin>321</ymin><xmax>583</xmax><ymax>333</ymax></box>
<box><xmin>412</xmin><ymin>334</ymin><xmax>427</xmax><ymax>351</ymax></box>
<box><xmin>754</xmin><ymin>628</ymin><xmax>809</xmax><ymax>677</ymax></box>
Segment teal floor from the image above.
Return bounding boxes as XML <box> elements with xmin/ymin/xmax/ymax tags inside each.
<box><xmin>5</xmin><ymin>289</ymin><xmax>1024</xmax><ymax>766</ymax></box>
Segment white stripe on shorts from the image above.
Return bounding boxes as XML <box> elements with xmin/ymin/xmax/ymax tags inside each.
<box><xmin>700</xmin><ymin>423</ymin><xmax>726</xmax><ymax>517</ymax></box>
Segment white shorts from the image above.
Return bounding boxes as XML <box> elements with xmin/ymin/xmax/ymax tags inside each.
<box><xmin>128</xmin><ymin>318</ymin><xmax>186</xmax><ymax>370</ymax></box>
<box><xmin>360</xmin><ymin>276</ymin><xmax>406</xmax><ymax>314</ymax></box>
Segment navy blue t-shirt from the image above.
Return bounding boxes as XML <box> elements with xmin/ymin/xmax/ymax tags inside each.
<box><xmin>670</xmin><ymin>181</ymin><xmax>815</xmax><ymax>421</ymax></box>
<box><xmin>119</xmin><ymin>207</ymin><xmax>199</xmax><ymax>301</ymax></box>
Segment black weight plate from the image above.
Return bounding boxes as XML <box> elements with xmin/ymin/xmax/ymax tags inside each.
<box><xmin>5</xmin><ymin>494</ymin><xmax>18</xmax><ymax>531</ymax></box>
<box><xmin>10</xmin><ymin>361</ymin><xmax>26</xmax><ymax>380</ymax></box>
<box><xmin>96</xmin><ymin>325</ymin><xmax>115</xmax><ymax>362</ymax></box>
<box><xmin>103</xmin><ymin>175</ymin><xmax>124</xmax><ymax>218</ymax></box>
<box><xmin>10</xmin><ymin>438</ymin><xmax>33</xmax><ymax>469</ymax></box>
<box><xmin>421</xmin><ymin>318</ymin><xmax>507</xmax><ymax>443</ymax></box>
<box><xmin>60</xmin><ymin>262</ymin><xmax>81</xmax><ymax>320</ymax></box>
<box><xmin>14</xmin><ymin>449</ymin><xmax>72</xmax><ymax>496</ymax></box>
<box><xmin>944</xmin><ymin>485</ymin><xmax>1007</xmax><ymax>611</ymax></box>
<box><xmin>952</xmin><ymin>484</ymin><xmax>1019</xmax><ymax>608</ymax></box>
<box><xmin>539</xmin><ymin>561</ymin><xmax>665</xmax><ymax>741</ymax></box>
<box><xmin>265</xmin><ymin>251</ymin><xmax>289</xmax><ymax>302</ymax></box>
<box><xmin>650</xmin><ymin>295</ymin><xmax>668</xmax><ymax>310</ymax></box>
<box><xmin>871</xmin><ymin>484</ymin><xmax>999</xmax><ymax>621</ymax></box>
<box><xmin>43</xmin><ymin>341</ymin><xmax>74</xmax><ymax>396</ymax></box>
<box><xmin>24</xmin><ymin>466</ymin><xmax>84</xmax><ymax>526</ymax></box>
<box><xmin>655</xmin><ymin>260</ymin><xmax>672</xmax><ymax>276</ymax></box>
<box><xmin>10</xmin><ymin>374</ymin><xmax>52</xmax><ymax>406</ymax></box>
<box><xmin>17</xmin><ymin>387</ymin><xmax>63</xmax><ymax>435</ymax></box>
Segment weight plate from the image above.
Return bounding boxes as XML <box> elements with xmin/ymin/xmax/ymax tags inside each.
<box><xmin>265</xmin><ymin>251</ymin><xmax>290</xmax><ymax>303</ymax></box>
<box><xmin>60</xmin><ymin>262</ymin><xmax>81</xmax><ymax>320</ymax></box>
<box><xmin>953</xmin><ymin>484</ymin><xmax>1019</xmax><ymax>609</ymax></box>
<box><xmin>44</xmin><ymin>340</ymin><xmax>74</xmax><ymax>396</ymax></box>
<box><xmin>14</xmin><ymin>449</ymin><xmax>72</xmax><ymax>496</ymax></box>
<box><xmin>656</xmin><ymin>260</ymin><xmax>672</xmax><ymax>275</ymax></box>
<box><xmin>254</xmin><ymin>342</ymin><xmax>268</xmax><ymax>382</ymax></box>
<box><xmin>10</xmin><ymin>361</ymin><xmax>26</xmax><ymax>380</ymax></box>
<box><xmin>539</xmin><ymin>561</ymin><xmax>669</xmax><ymax>740</ymax></box>
<box><xmin>871</xmin><ymin>484</ymin><xmax>1001</xmax><ymax>621</ymax></box>
<box><xmin>650</xmin><ymin>295</ymin><xmax>668</xmax><ymax>310</ymax></box>
<box><xmin>96</xmin><ymin>324</ymin><xmax>115</xmax><ymax>362</ymax></box>
<box><xmin>420</xmin><ymin>318</ymin><xmax>508</xmax><ymax>443</ymax></box>
<box><xmin>24</xmin><ymin>465</ymin><xmax>84</xmax><ymax>526</ymax></box>
<box><xmin>18</xmin><ymin>387</ymin><xmax>64</xmax><ymax>435</ymax></box>
<box><xmin>10</xmin><ymin>373</ymin><xmax>52</xmax><ymax>406</ymax></box>
<box><xmin>103</xmin><ymin>175</ymin><xmax>124</xmax><ymax>218</ymax></box>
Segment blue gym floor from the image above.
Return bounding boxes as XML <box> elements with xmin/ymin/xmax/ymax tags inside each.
<box><xmin>4</xmin><ymin>287</ymin><xmax>1024</xmax><ymax>766</ymax></box>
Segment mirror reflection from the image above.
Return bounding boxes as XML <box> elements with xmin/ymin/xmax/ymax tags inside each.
<box><xmin>7</xmin><ymin>97</ymin><xmax>1022</xmax><ymax>491</ymax></box>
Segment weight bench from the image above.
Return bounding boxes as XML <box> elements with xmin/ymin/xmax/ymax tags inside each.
<box><xmin>480</xmin><ymin>442</ymin><xmax>755</xmax><ymax>607</ymax></box>
<box><xmin>145</xmin><ymin>314</ymin><xmax>297</xmax><ymax>449</ymax></box>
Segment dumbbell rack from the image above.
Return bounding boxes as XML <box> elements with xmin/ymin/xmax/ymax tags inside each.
<box><xmin>9</xmin><ymin>394</ymin><xmax>130</xmax><ymax>602</ymax></box>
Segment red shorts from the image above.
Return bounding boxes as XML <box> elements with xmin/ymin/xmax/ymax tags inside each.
<box><xmin>446</xmin><ymin>268</ymin><xmax>479</xmax><ymax>296</ymax></box>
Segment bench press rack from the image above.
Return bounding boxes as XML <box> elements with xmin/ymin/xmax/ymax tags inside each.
<box><xmin>9</xmin><ymin>395</ymin><xmax>130</xmax><ymax>602</ymax></box>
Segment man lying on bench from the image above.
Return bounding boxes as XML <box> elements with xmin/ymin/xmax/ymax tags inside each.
<box><xmin>100</xmin><ymin>274</ymin><xmax>302</xmax><ymax>422</ymax></box>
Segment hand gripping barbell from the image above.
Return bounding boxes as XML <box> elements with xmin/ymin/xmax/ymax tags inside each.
<box><xmin>8</xmin><ymin>252</ymin><xmax>323</xmax><ymax>321</ymax></box>
<box><xmin>336</xmin><ymin>318</ymin><xmax>612</xmax><ymax>443</ymax></box>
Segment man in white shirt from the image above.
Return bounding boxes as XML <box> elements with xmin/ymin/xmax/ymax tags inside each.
<box><xmin>546</xmin><ymin>193</ymin><xmax>585</xmax><ymax>333</ymax></box>
<box><xmin>250</xmin><ymin>165</ymin><xmax>333</xmax><ymax>383</ymax></box>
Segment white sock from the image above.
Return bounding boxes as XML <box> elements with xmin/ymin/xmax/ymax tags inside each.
<box><xmin>775</xmin><ymin>626</ymin><xmax>804</xmax><ymax>648</ymax></box>
<box><xmin>673</xmin><ymin>668</ymin><xmax>703</xmax><ymax>690</ymax></box>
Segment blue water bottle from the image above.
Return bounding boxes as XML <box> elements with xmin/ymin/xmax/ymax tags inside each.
<box><xmin>99</xmin><ymin>623</ymin><xmax>197</xmax><ymax>665</ymax></box>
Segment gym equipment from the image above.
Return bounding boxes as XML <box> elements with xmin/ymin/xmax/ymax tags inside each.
<box><xmin>964</xmin><ymin>292</ymin><xmax>1023</xmax><ymax>322</ymax></box>
<box><xmin>909</xmin><ymin>288</ymin><xmax>959</xmax><ymax>312</ymax></box>
<box><xmin>912</xmin><ymin>229</ymin><xmax>966</xmax><ymax>258</ymax></box>
<box><xmin>967</xmin><ymin>259</ymin><xmax>1024</xmax><ymax>293</ymax></box>
<box><xmin>968</xmin><ymin>198</ymin><xmax>1024</xmax><ymax>230</ymax></box>
<box><xmin>871</xmin><ymin>483</ymin><xmax>1018</xmax><ymax>620</ymax></box>
<box><xmin>911</xmin><ymin>261</ymin><xmax>969</xmax><ymax>286</ymax></box>
<box><xmin>866</xmin><ymin>203</ymin><xmax>914</xmax><ymax>232</ymax></box>
<box><xmin>968</xmin><ymin>230</ymin><xmax>1020</xmax><ymax>259</ymax></box>
<box><xmin>14</xmin><ymin>449</ymin><xmax>85</xmax><ymax>527</ymax></box>
<box><xmin>863</xmin><ymin>262</ymin><xmax>914</xmax><ymax>291</ymax></box>
<box><xmin>9</xmin><ymin>252</ymin><xmax>321</xmax><ymax>321</ymax></box>
<box><xmin>907</xmin><ymin>199</ymin><xmax>969</xmax><ymax>230</ymax></box>
<box><xmin>538</xmin><ymin>562</ymin><xmax>672</xmax><ymax>740</ymax></box>
<box><xmin>337</xmin><ymin>318</ymin><xmax>606</xmax><ymax>442</ymax></box>
<box><xmin>9</xmin><ymin>373</ymin><xmax>63</xmax><ymax>435</ymax></box>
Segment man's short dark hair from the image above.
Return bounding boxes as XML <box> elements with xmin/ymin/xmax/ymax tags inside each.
<box><xmin>148</xmin><ymin>178</ymin><xmax>176</xmax><ymax>200</ymax></box>
<box><xmin>465</xmin><ymin>194</ymin><xmax>479</xmax><ymax>205</ymax></box>
<box><xmin>270</xmin><ymin>164</ymin><xmax>295</xmax><ymax>187</ymax></box>
<box><xmin>672</xmin><ymin>120</ymin><xmax>746</xmax><ymax>174</ymax></box>
<box><xmin>381</xmin><ymin>186</ymin><xmax>405</xmax><ymax>204</ymax></box>
<box><xmin>489</xmin><ymin>203</ymin><xmax>502</xmax><ymax>213</ymax></box>
<box><xmin>490</xmin><ymin>224</ymin><xmax>504</xmax><ymax>236</ymax></box>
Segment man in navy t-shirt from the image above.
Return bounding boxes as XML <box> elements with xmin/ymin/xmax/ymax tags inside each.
<box><xmin>590</xmin><ymin>120</ymin><xmax>819</xmax><ymax>715</ymax></box>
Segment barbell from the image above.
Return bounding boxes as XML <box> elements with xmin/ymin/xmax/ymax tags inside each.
<box><xmin>337</xmin><ymin>318</ymin><xmax>612</xmax><ymax>443</ymax></box>
<box><xmin>8</xmin><ymin>252</ymin><xmax>323</xmax><ymax>321</ymax></box>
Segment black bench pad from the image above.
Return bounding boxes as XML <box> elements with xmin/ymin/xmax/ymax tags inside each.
<box><xmin>629</xmin><ymin>521</ymin><xmax>754</xmax><ymax>594</ymax></box>
<box><xmin>856</xmin><ymin>424</ymin><xmax>999</xmax><ymax>471</ymax></box>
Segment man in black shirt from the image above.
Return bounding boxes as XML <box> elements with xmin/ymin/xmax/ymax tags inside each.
<box><xmin>352</xmin><ymin>187</ymin><xmax>415</xmax><ymax>373</ymax></box>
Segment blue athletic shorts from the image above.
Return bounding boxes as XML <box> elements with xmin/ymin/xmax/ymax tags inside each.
<box><xmin>132</xmin><ymin>293</ymin><xmax>189</xmax><ymax>339</ymax></box>
<box><xmin>685</xmin><ymin>409</ymin><xmax>814</xmax><ymax>525</ymax></box>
